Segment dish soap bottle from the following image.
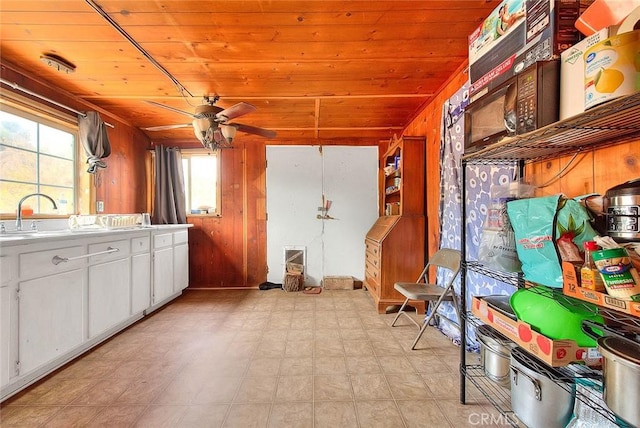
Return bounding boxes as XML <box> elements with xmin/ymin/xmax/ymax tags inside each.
<box><xmin>581</xmin><ymin>240</ymin><xmax>605</xmax><ymax>292</ymax></box>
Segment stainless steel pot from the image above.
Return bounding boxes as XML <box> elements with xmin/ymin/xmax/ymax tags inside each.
<box><xmin>582</xmin><ymin>320</ymin><xmax>640</xmax><ymax>427</ymax></box>
<box><xmin>605</xmin><ymin>178</ymin><xmax>640</xmax><ymax>242</ymax></box>
<box><xmin>510</xmin><ymin>347</ymin><xmax>576</xmax><ymax>428</ymax></box>
<box><xmin>477</xmin><ymin>324</ymin><xmax>515</xmax><ymax>388</ymax></box>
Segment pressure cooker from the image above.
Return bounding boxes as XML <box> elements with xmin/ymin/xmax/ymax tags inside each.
<box><xmin>605</xmin><ymin>178</ymin><xmax>640</xmax><ymax>242</ymax></box>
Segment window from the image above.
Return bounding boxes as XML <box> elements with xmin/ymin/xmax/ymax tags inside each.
<box><xmin>181</xmin><ymin>151</ymin><xmax>221</xmax><ymax>216</ymax></box>
<box><xmin>0</xmin><ymin>108</ymin><xmax>76</xmax><ymax>215</ymax></box>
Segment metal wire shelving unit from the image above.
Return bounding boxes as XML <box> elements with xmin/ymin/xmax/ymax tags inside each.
<box><xmin>458</xmin><ymin>92</ymin><xmax>640</xmax><ymax>425</ymax></box>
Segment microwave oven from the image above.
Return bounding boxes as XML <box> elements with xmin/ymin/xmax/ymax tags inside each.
<box><xmin>464</xmin><ymin>61</ymin><xmax>560</xmax><ymax>153</ymax></box>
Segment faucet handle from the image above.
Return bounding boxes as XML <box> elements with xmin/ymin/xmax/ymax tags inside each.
<box><xmin>30</xmin><ymin>221</ymin><xmax>38</xmax><ymax>231</ymax></box>
<box><xmin>0</xmin><ymin>222</ymin><xmax>5</xmax><ymax>233</ymax></box>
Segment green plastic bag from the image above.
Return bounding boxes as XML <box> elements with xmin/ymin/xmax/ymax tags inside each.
<box><xmin>507</xmin><ymin>195</ymin><xmax>598</xmax><ymax>288</ymax></box>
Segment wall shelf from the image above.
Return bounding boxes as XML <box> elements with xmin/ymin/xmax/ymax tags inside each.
<box><xmin>462</xmin><ymin>92</ymin><xmax>640</xmax><ymax>162</ymax></box>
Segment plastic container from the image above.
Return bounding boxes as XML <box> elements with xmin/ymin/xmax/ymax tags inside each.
<box><xmin>592</xmin><ymin>247</ymin><xmax>640</xmax><ymax>301</ymax></box>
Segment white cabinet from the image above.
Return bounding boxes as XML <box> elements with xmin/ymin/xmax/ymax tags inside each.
<box><xmin>152</xmin><ymin>228</ymin><xmax>190</xmax><ymax>305</ymax></box>
<box><xmin>18</xmin><ymin>269</ymin><xmax>85</xmax><ymax>375</ymax></box>
<box><xmin>87</xmin><ymin>239</ymin><xmax>131</xmax><ymax>339</ymax></box>
<box><xmin>0</xmin><ymin>285</ymin><xmax>15</xmax><ymax>390</ymax></box>
<box><xmin>153</xmin><ymin>232</ymin><xmax>174</xmax><ymax>304</ymax></box>
<box><xmin>0</xmin><ymin>252</ymin><xmax>17</xmax><ymax>390</ymax></box>
<box><xmin>131</xmin><ymin>236</ymin><xmax>151</xmax><ymax>315</ymax></box>
<box><xmin>0</xmin><ymin>225</ymin><xmax>190</xmax><ymax>401</ymax></box>
<box><xmin>173</xmin><ymin>229</ymin><xmax>189</xmax><ymax>292</ymax></box>
<box><xmin>88</xmin><ymin>259</ymin><xmax>131</xmax><ymax>338</ymax></box>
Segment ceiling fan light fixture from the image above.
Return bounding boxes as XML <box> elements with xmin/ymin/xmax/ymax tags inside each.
<box><xmin>221</xmin><ymin>125</ymin><xmax>237</xmax><ymax>143</ymax></box>
<box><xmin>192</xmin><ymin>117</ymin><xmax>210</xmax><ymax>144</ymax></box>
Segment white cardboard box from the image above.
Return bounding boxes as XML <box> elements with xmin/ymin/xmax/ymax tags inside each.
<box><xmin>559</xmin><ymin>28</ymin><xmax>612</xmax><ymax>119</ymax></box>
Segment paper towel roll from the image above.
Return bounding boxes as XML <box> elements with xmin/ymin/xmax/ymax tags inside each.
<box><xmin>617</xmin><ymin>6</ymin><xmax>640</xmax><ymax>34</ymax></box>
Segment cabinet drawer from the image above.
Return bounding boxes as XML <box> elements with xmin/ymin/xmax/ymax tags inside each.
<box><xmin>153</xmin><ymin>233</ymin><xmax>173</xmax><ymax>249</ymax></box>
<box><xmin>19</xmin><ymin>245</ymin><xmax>85</xmax><ymax>279</ymax></box>
<box><xmin>365</xmin><ymin>260</ymin><xmax>380</xmax><ymax>283</ymax></box>
<box><xmin>365</xmin><ymin>251</ymin><xmax>380</xmax><ymax>269</ymax></box>
<box><xmin>88</xmin><ymin>239</ymin><xmax>130</xmax><ymax>264</ymax></box>
<box><xmin>365</xmin><ymin>240</ymin><xmax>380</xmax><ymax>257</ymax></box>
<box><xmin>173</xmin><ymin>229</ymin><xmax>188</xmax><ymax>244</ymax></box>
<box><xmin>131</xmin><ymin>236</ymin><xmax>150</xmax><ymax>253</ymax></box>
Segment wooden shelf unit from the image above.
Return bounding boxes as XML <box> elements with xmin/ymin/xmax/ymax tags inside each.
<box><xmin>365</xmin><ymin>135</ymin><xmax>426</xmax><ymax>313</ymax></box>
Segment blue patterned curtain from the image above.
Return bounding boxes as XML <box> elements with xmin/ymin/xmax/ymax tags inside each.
<box><xmin>436</xmin><ymin>83</ymin><xmax>518</xmax><ymax>347</ymax></box>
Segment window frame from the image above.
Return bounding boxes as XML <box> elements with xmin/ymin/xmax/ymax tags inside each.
<box><xmin>0</xmin><ymin>97</ymin><xmax>87</xmax><ymax>218</ymax></box>
<box><xmin>180</xmin><ymin>149</ymin><xmax>222</xmax><ymax>217</ymax></box>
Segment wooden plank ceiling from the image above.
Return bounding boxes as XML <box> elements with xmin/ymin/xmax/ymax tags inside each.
<box><xmin>0</xmin><ymin>0</ymin><xmax>498</xmax><ymax>146</ymax></box>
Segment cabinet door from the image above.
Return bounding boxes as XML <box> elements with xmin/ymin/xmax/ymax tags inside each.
<box><xmin>173</xmin><ymin>243</ymin><xmax>189</xmax><ymax>292</ymax></box>
<box><xmin>131</xmin><ymin>253</ymin><xmax>151</xmax><ymax>314</ymax></box>
<box><xmin>88</xmin><ymin>259</ymin><xmax>131</xmax><ymax>338</ymax></box>
<box><xmin>18</xmin><ymin>270</ymin><xmax>85</xmax><ymax>376</ymax></box>
<box><xmin>153</xmin><ymin>247</ymin><xmax>174</xmax><ymax>303</ymax></box>
<box><xmin>0</xmin><ymin>285</ymin><xmax>15</xmax><ymax>389</ymax></box>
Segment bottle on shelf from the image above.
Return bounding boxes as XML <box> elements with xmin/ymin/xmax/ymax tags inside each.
<box><xmin>580</xmin><ymin>240</ymin><xmax>605</xmax><ymax>292</ymax></box>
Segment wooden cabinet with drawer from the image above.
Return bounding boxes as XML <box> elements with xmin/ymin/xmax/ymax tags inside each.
<box><xmin>364</xmin><ymin>135</ymin><xmax>426</xmax><ymax>314</ymax></box>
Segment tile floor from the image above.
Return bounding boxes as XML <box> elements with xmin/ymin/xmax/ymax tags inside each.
<box><xmin>0</xmin><ymin>288</ymin><xmax>504</xmax><ymax>427</ymax></box>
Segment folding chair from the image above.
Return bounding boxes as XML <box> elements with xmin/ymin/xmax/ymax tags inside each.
<box><xmin>391</xmin><ymin>248</ymin><xmax>462</xmax><ymax>350</ymax></box>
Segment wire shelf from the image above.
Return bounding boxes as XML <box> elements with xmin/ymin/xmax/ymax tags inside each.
<box><xmin>462</xmin><ymin>92</ymin><xmax>640</xmax><ymax>162</ymax></box>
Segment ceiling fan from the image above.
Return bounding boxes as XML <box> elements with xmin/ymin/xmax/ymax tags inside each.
<box><xmin>143</xmin><ymin>96</ymin><xmax>276</xmax><ymax>149</ymax></box>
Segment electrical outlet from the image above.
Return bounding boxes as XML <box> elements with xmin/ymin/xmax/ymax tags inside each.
<box><xmin>96</xmin><ymin>200</ymin><xmax>104</xmax><ymax>213</ymax></box>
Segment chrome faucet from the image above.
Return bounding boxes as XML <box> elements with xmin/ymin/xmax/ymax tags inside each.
<box><xmin>16</xmin><ymin>193</ymin><xmax>58</xmax><ymax>231</ymax></box>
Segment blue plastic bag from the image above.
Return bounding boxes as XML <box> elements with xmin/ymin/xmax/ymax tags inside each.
<box><xmin>507</xmin><ymin>195</ymin><xmax>597</xmax><ymax>288</ymax></box>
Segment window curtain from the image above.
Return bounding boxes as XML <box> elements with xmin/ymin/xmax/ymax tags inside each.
<box><xmin>78</xmin><ymin>111</ymin><xmax>111</xmax><ymax>174</ymax></box>
<box><xmin>153</xmin><ymin>145</ymin><xmax>187</xmax><ymax>224</ymax></box>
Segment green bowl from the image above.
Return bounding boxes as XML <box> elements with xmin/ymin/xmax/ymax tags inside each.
<box><xmin>510</xmin><ymin>286</ymin><xmax>604</xmax><ymax>347</ymax></box>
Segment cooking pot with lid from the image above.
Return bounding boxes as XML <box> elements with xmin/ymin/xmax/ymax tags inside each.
<box><xmin>582</xmin><ymin>320</ymin><xmax>640</xmax><ymax>427</ymax></box>
<box><xmin>605</xmin><ymin>178</ymin><xmax>640</xmax><ymax>242</ymax></box>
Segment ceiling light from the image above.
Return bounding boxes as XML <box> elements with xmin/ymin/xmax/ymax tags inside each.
<box><xmin>40</xmin><ymin>54</ymin><xmax>76</xmax><ymax>74</ymax></box>
<box><xmin>192</xmin><ymin>119</ymin><xmax>235</xmax><ymax>150</ymax></box>
<box><xmin>221</xmin><ymin>125</ymin><xmax>237</xmax><ymax>144</ymax></box>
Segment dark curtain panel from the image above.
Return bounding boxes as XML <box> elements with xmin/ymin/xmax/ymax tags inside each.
<box><xmin>153</xmin><ymin>146</ymin><xmax>187</xmax><ymax>224</ymax></box>
<box><xmin>78</xmin><ymin>111</ymin><xmax>111</xmax><ymax>174</ymax></box>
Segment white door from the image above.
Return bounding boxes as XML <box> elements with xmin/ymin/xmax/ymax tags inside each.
<box><xmin>321</xmin><ymin>146</ymin><xmax>379</xmax><ymax>276</ymax></box>
<box><xmin>266</xmin><ymin>146</ymin><xmax>324</xmax><ymax>284</ymax></box>
<box><xmin>266</xmin><ymin>146</ymin><xmax>378</xmax><ymax>285</ymax></box>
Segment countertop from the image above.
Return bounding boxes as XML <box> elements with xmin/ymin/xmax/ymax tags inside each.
<box><xmin>0</xmin><ymin>224</ymin><xmax>192</xmax><ymax>247</ymax></box>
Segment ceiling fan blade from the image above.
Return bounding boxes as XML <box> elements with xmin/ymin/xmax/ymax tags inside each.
<box><xmin>233</xmin><ymin>123</ymin><xmax>277</xmax><ymax>139</ymax></box>
<box><xmin>145</xmin><ymin>100</ymin><xmax>195</xmax><ymax>118</ymax></box>
<box><xmin>216</xmin><ymin>102</ymin><xmax>256</xmax><ymax>122</ymax></box>
<box><xmin>142</xmin><ymin>124</ymin><xmax>192</xmax><ymax>131</ymax></box>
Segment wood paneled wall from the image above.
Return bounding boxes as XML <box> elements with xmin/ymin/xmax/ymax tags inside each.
<box><xmin>187</xmin><ymin>137</ymin><xmax>384</xmax><ymax>288</ymax></box>
<box><xmin>1</xmin><ymin>62</ymin><xmax>149</xmax><ymax>216</ymax></box>
<box><xmin>404</xmin><ymin>61</ymin><xmax>471</xmax><ymax>258</ymax></box>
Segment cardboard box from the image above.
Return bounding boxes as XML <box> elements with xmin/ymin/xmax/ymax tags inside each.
<box><xmin>575</xmin><ymin>0</ymin><xmax>640</xmax><ymax>35</ymax></box>
<box><xmin>469</xmin><ymin>0</ymin><xmax>584</xmax><ymax>98</ymax></box>
<box><xmin>560</xmin><ymin>27</ymin><xmax>612</xmax><ymax>119</ymax></box>
<box><xmin>562</xmin><ymin>261</ymin><xmax>640</xmax><ymax>316</ymax></box>
<box><xmin>323</xmin><ymin>276</ymin><xmax>354</xmax><ymax>290</ymax></box>
<box><xmin>472</xmin><ymin>296</ymin><xmax>602</xmax><ymax>367</ymax></box>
